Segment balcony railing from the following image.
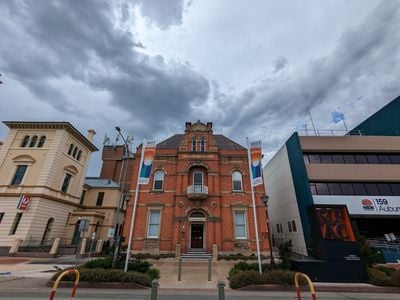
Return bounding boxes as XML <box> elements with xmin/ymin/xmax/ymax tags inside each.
<box><xmin>187</xmin><ymin>184</ymin><xmax>208</xmax><ymax>200</ymax></box>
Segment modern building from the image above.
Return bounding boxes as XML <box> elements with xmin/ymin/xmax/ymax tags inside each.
<box><xmin>0</xmin><ymin>121</ymin><xmax>128</xmax><ymax>256</ymax></box>
<box><xmin>263</xmin><ymin>96</ymin><xmax>400</xmax><ymax>281</ymax></box>
<box><xmin>118</xmin><ymin>121</ymin><xmax>269</xmax><ymax>256</ymax></box>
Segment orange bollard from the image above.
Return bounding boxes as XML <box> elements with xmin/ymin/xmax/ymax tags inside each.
<box><xmin>294</xmin><ymin>272</ymin><xmax>317</xmax><ymax>300</ymax></box>
<box><xmin>49</xmin><ymin>268</ymin><xmax>80</xmax><ymax>300</ymax></box>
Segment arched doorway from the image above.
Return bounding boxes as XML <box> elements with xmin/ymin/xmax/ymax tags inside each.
<box><xmin>41</xmin><ymin>218</ymin><xmax>54</xmax><ymax>245</ymax></box>
<box><xmin>189</xmin><ymin>211</ymin><xmax>206</xmax><ymax>249</ymax></box>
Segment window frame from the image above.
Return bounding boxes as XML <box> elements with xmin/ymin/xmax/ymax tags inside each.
<box><xmin>29</xmin><ymin>135</ymin><xmax>38</xmax><ymax>148</ymax></box>
<box><xmin>147</xmin><ymin>209</ymin><xmax>161</xmax><ymax>238</ymax></box>
<box><xmin>233</xmin><ymin>210</ymin><xmax>247</xmax><ymax>239</ymax></box>
<box><xmin>96</xmin><ymin>192</ymin><xmax>105</xmax><ymax>206</ymax></box>
<box><xmin>9</xmin><ymin>213</ymin><xmax>23</xmax><ymax>235</ymax></box>
<box><xmin>21</xmin><ymin>135</ymin><xmax>30</xmax><ymax>147</ymax></box>
<box><xmin>200</xmin><ymin>140</ymin><xmax>205</xmax><ymax>152</ymax></box>
<box><xmin>61</xmin><ymin>173</ymin><xmax>72</xmax><ymax>193</ymax></box>
<box><xmin>153</xmin><ymin>170</ymin><xmax>165</xmax><ymax>191</ymax></box>
<box><xmin>232</xmin><ymin>171</ymin><xmax>243</xmax><ymax>192</ymax></box>
<box><xmin>191</xmin><ymin>139</ymin><xmax>196</xmax><ymax>152</ymax></box>
<box><xmin>11</xmin><ymin>165</ymin><xmax>28</xmax><ymax>186</ymax></box>
<box><xmin>37</xmin><ymin>136</ymin><xmax>46</xmax><ymax>148</ymax></box>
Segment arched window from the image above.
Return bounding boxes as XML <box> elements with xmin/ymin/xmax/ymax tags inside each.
<box><xmin>153</xmin><ymin>170</ymin><xmax>164</xmax><ymax>190</ymax></box>
<box><xmin>21</xmin><ymin>135</ymin><xmax>30</xmax><ymax>147</ymax></box>
<box><xmin>37</xmin><ymin>136</ymin><xmax>46</xmax><ymax>148</ymax></box>
<box><xmin>200</xmin><ymin>140</ymin><xmax>205</xmax><ymax>152</ymax></box>
<box><xmin>72</xmin><ymin>147</ymin><xmax>78</xmax><ymax>158</ymax></box>
<box><xmin>192</xmin><ymin>139</ymin><xmax>196</xmax><ymax>152</ymax></box>
<box><xmin>68</xmin><ymin>144</ymin><xmax>74</xmax><ymax>155</ymax></box>
<box><xmin>232</xmin><ymin>171</ymin><xmax>243</xmax><ymax>191</ymax></box>
<box><xmin>76</xmin><ymin>150</ymin><xmax>82</xmax><ymax>161</ymax></box>
<box><xmin>29</xmin><ymin>135</ymin><xmax>38</xmax><ymax>147</ymax></box>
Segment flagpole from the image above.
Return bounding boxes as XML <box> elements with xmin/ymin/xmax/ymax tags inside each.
<box><xmin>246</xmin><ymin>137</ymin><xmax>263</xmax><ymax>274</ymax></box>
<box><xmin>124</xmin><ymin>138</ymin><xmax>146</xmax><ymax>272</ymax></box>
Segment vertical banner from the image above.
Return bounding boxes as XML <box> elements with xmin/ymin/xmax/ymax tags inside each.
<box><xmin>17</xmin><ymin>195</ymin><xmax>31</xmax><ymax>210</ymax></box>
<box><xmin>138</xmin><ymin>140</ymin><xmax>156</xmax><ymax>184</ymax></box>
<box><xmin>249</xmin><ymin>140</ymin><xmax>263</xmax><ymax>187</ymax></box>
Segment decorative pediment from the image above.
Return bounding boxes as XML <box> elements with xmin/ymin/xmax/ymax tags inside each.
<box><xmin>64</xmin><ymin>165</ymin><xmax>79</xmax><ymax>175</ymax></box>
<box><xmin>12</xmin><ymin>155</ymin><xmax>35</xmax><ymax>164</ymax></box>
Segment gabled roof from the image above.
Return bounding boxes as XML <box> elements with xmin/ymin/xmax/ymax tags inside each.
<box><xmin>85</xmin><ymin>177</ymin><xmax>120</xmax><ymax>188</ymax></box>
<box><xmin>156</xmin><ymin>134</ymin><xmax>245</xmax><ymax>150</ymax></box>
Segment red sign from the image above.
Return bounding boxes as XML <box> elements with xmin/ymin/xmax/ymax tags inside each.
<box><xmin>17</xmin><ymin>195</ymin><xmax>31</xmax><ymax>210</ymax></box>
<box><xmin>361</xmin><ymin>199</ymin><xmax>373</xmax><ymax>206</ymax></box>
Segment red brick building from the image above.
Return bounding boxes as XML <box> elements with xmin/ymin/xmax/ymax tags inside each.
<box><xmin>103</xmin><ymin>121</ymin><xmax>269</xmax><ymax>256</ymax></box>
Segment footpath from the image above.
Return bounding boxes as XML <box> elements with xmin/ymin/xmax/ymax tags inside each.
<box><xmin>1</xmin><ymin>256</ymin><xmax>400</xmax><ymax>294</ymax></box>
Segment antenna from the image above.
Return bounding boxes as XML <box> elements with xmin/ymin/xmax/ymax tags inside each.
<box><xmin>307</xmin><ymin>106</ymin><xmax>317</xmax><ymax>136</ymax></box>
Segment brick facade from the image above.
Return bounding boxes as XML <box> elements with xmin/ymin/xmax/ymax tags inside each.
<box><xmin>105</xmin><ymin>121</ymin><xmax>269</xmax><ymax>255</ymax></box>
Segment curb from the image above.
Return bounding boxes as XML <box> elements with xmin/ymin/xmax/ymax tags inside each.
<box><xmin>239</xmin><ymin>284</ymin><xmax>400</xmax><ymax>294</ymax></box>
<box><xmin>47</xmin><ymin>280</ymin><xmax>150</xmax><ymax>289</ymax></box>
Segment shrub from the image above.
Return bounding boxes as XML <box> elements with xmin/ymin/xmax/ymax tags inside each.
<box><xmin>84</xmin><ymin>256</ymin><xmax>113</xmax><ymax>269</ymax></box>
<box><xmin>127</xmin><ymin>259</ymin><xmax>152</xmax><ymax>273</ymax></box>
<box><xmin>51</xmin><ymin>268</ymin><xmax>151</xmax><ymax>287</ymax></box>
<box><xmin>357</xmin><ymin>235</ymin><xmax>381</xmax><ymax>267</ymax></box>
<box><xmin>390</xmin><ymin>270</ymin><xmax>400</xmax><ymax>287</ymax></box>
<box><xmin>146</xmin><ymin>268</ymin><xmax>160</xmax><ymax>280</ymax></box>
<box><xmin>367</xmin><ymin>267</ymin><xmax>392</xmax><ymax>286</ymax></box>
<box><xmin>278</xmin><ymin>240</ymin><xmax>292</xmax><ymax>269</ymax></box>
<box><xmin>218</xmin><ymin>253</ymin><xmax>268</xmax><ymax>261</ymax></box>
<box><xmin>261</xmin><ymin>269</ymin><xmax>296</xmax><ymax>285</ymax></box>
<box><xmin>229</xmin><ymin>270</ymin><xmax>262</xmax><ymax>289</ymax></box>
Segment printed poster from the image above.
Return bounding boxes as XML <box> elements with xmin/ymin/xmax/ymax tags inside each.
<box><xmin>138</xmin><ymin>140</ymin><xmax>156</xmax><ymax>184</ymax></box>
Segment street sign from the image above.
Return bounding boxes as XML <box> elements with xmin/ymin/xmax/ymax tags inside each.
<box><xmin>78</xmin><ymin>219</ymin><xmax>90</xmax><ymax>232</ymax></box>
<box><xmin>17</xmin><ymin>195</ymin><xmax>31</xmax><ymax>210</ymax></box>
<box><xmin>107</xmin><ymin>228</ymin><xmax>115</xmax><ymax>238</ymax></box>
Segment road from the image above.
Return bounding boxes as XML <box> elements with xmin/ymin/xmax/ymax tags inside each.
<box><xmin>0</xmin><ymin>288</ymin><xmax>399</xmax><ymax>300</ymax></box>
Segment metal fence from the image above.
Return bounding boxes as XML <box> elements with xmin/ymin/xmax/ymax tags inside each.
<box><xmin>18</xmin><ymin>238</ymin><xmax>53</xmax><ymax>253</ymax></box>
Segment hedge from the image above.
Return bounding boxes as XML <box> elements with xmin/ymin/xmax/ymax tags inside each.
<box><xmin>368</xmin><ymin>266</ymin><xmax>400</xmax><ymax>287</ymax></box>
<box><xmin>51</xmin><ymin>268</ymin><xmax>151</xmax><ymax>286</ymax></box>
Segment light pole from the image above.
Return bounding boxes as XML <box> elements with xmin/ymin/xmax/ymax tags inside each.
<box><xmin>262</xmin><ymin>194</ymin><xmax>276</xmax><ymax>269</ymax></box>
<box><xmin>112</xmin><ymin>126</ymin><xmax>131</xmax><ymax>268</ymax></box>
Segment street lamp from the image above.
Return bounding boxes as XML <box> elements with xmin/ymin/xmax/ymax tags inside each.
<box><xmin>261</xmin><ymin>194</ymin><xmax>276</xmax><ymax>269</ymax></box>
<box><xmin>112</xmin><ymin>126</ymin><xmax>132</xmax><ymax>268</ymax></box>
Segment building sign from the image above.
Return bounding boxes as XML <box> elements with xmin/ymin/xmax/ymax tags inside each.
<box><xmin>313</xmin><ymin>195</ymin><xmax>400</xmax><ymax>216</ymax></box>
<box><xmin>17</xmin><ymin>195</ymin><xmax>31</xmax><ymax>210</ymax></box>
<box><xmin>249</xmin><ymin>140</ymin><xmax>263</xmax><ymax>187</ymax></box>
<box><xmin>315</xmin><ymin>206</ymin><xmax>355</xmax><ymax>241</ymax></box>
<box><xmin>138</xmin><ymin>140</ymin><xmax>156</xmax><ymax>185</ymax></box>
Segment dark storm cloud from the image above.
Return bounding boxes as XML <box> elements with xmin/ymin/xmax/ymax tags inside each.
<box><xmin>0</xmin><ymin>0</ymin><xmax>208</xmax><ymax>135</ymax></box>
<box><xmin>215</xmin><ymin>0</ymin><xmax>400</xmax><ymax>140</ymax></box>
<box><xmin>272</xmin><ymin>57</ymin><xmax>288</xmax><ymax>73</ymax></box>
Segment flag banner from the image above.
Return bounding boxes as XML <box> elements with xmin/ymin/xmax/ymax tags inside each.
<box><xmin>249</xmin><ymin>140</ymin><xmax>263</xmax><ymax>186</ymax></box>
<box><xmin>17</xmin><ymin>194</ymin><xmax>31</xmax><ymax>210</ymax></box>
<box><xmin>138</xmin><ymin>140</ymin><xmax>156</xmax><ymax>184</ymax></box>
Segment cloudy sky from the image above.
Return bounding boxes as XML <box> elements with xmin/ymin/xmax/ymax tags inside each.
<box><xmin>0</xmin><ymin>0</ymin><xmax>399</xmax><ymax>175</ymax></box>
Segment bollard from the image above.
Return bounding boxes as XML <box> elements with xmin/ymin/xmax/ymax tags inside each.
<box><xmin>150</xmin><ymin>279</ymin><xmax>159</xmax><ymax>300</ymax></box>
<box><xmin>208</xmin><ymin>257</ymin><xmax>212</xmax><ymax>281</ymax></box>
<box><xmin>178</xmin><ymin>257</ymin><xmax>182</xmax><ymax>281</ymax></box>
<box><xmin>217</xmin><ymin>280</ymin><xmax>225</xmax><ymax>300</ymax></box>
<box><xmin>49</xmin><ymin>268</ymin><xmax>80</xmax><ymax>300</ymax></box>
<box><xmin>294</xmin><ymin>272</ymin><xmax>317</xmax><ymax>300</ymax></box>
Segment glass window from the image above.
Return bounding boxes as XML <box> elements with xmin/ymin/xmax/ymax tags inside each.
<box><xmin>354</xmin><ymin>155</ymin><xmax>368</xmax><ymax>164</ymax></box>
<box><xmin>389</xmin><ymin>155</ymin><xmax>400</xmax><ymax>164</ymax></box>
<box><xmin>96</xmin><ymin>192</ymin><xmax>105</xmax><ymax>206</ymax></box>
<box><xmin>192</xmin><ymin>139</ymin><xmax>196</xmax><ymax>152</ymax></box>
<box><xmin>80</xmin><ymin>190</ymin><xmax>86</xmax><ymax>205</ymax></box>
<box><xmin>193</xmin><ymin>172</ymin><xmax>203</xmax><ymax>185</ymax></box>
<box><xmin>340</xmin><ymin>183</ymin><xmax>355</xmax><ymax>195</ymax></box>
<box><xmin>232</xmin><ymin>171</ymin><xmax>243</xmax><ymax>191</ymax></box>
<box><xmin>332</xmin><ymin>155</ymin><xmax>344</xmax><ymax>164</ymax></box>
<box><xmin>61</xmin><ymin>173</ymin><xmax>72</xmax><ymax>193</ymax></box>
<box><xmin>303</xmin><ymin>154</ymin><xmax>310</xmax><ymax>164</ymax></box>
<box><xmin>29</xmin><ymin>135</ymin><xmax>38</xmax><ymax>147</ymax></box>
<box><xmin>315</xmin><ymin>183</ymin><xmax>329</xmax><ymax>195</ymax></box>
<box><xmin>310</xmin><ymin>183</ymin><xmax>317</xmax><ymax>195</ymax></box>
<box><xmin>365</xmin><ymin>183</ymin><xmax>379</xmax><ymax>195</ymax></box>
<box><xmin>37</xmin><ymin>136</ymin><xmax>46</xmax><ymax>148</ymax></box>
<box><xmin>11</xmin><ymin>165</ymin><xmax>28</xmax><ymax>185</ymax></box>
<box><xmin>378</xmin><ymin>155</ymin><xmax>391</xmax><ymax>164</ymax></box>
<box><xmin>276</xmin><ymin>224</ymin><xmax>280</xmax><ymax>233</ymax></box>
<box><xmin>343</xmin><ymin>155</ymin><xmax>356</xmax><ymax>164</ymax></box>
<box><xmin>76</xmin><ymin>150</ymin><xmax>82</xmax><ymax>161</ymax></box>
<box><xmin>353</xmin><ymin>183</ymin><xmax>367</xmax><ymax>195</ymax></box>
<box><xmin>200</xmin><ymin>140</ymin><xmax>205</xmax><ymax>152</ymax></box>
<box><xmin>234</xmin><ymin>211</ymin><xmax>247</xmax><ymax>239</ymax></box>
<box><xmin>147</xmin><ymin>210</ymin><xmax>161</xmax><ymax>238</ymax></box>
<box><xmin>0</xmin><ymin>212</ymin><xmax>4</xmax><ymax>224</ymax></box>
<box><xmin>390</xmin><ymin>184</ymin><xmax>400</xmax><ymax>195</ymax></box>
<box><xmin>72</xmin><ymin>147</ymin><xmax>78</xmax><ymax>158</ymax></box>
<box><xmin>377</xmin><ymin>183</ymin><xmax>392</xmax><ymax>195</ymax></box>
<box><xmin>366</xmin><ymin>155</ymin><xmax>379</xmax><ymax>164</ymax></box>
<box><xmin>328</xmin><ymin>183</ymin><xmax>342</xmax><ymax>195</ymax></box>
<box><xmin>153</xmin><ymin>170</ymin><xmax>164</xmax><ymax>190</ymax></box>
<box><xmin>309</xmin><ymin>154</ymin><xmax>321</xmax><ymax>164</ymax></box>
<box><xmin>9</xmin><ymin>213</ymin><xmax>22</xmax><ymax>235</ymax></box>
<box><xmin>320</xmin><ymin>155</ymin><xmax>333</xmax><ymax>164</ymax></box>
<box><xmin>288</xmin><ymin>221</ymin><xmax>292</xmax><ymax>232</ymax></box>
<box><xmin>21</xmin><ymin>135</ymin><xmax>30</xmax><ymax>147</ymax></box>
<box><xmin>68</xmin><ymin>144</ymin><xmax>74</xmax><ymax>155</ymax></box>
<box><xmin>292</xmin><ymin>220</ymin><xmax>297</xmax><ymax>232</ymax></box>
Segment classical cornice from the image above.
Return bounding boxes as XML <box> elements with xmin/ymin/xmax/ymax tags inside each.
<box><xmin>3</xmin><ymin>121</ymin><xmax>98</xmax><ymax>152</ymax></box>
